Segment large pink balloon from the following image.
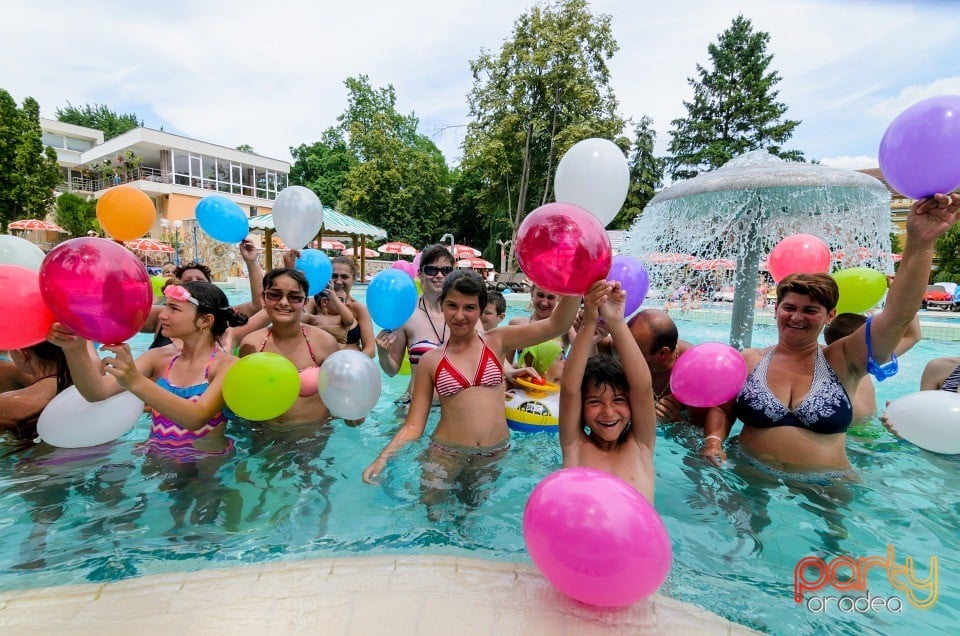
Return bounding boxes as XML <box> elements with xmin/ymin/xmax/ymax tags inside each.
<box><xmin>767</xmin><ymin>234</ymin><xmax>830</xmax><ymax>283</ymax></box>
<box><xmin>39</xmin><ymin>238</ymin><xmax>153</xmax><ymax>344</ymax></box>
<box><xmin>523</xmin><ymin>467</ymin><xmax>672</xmax><ymax>607</ymax></box>
<box><xmin>515</xmin><ymin>203</ymin><xmax>612</xmax><ymax>295</ymax></box>
<box><xmin>670</xmin><ymin>342</ymin><xmax>747</xmax><ymax>408</ymax></box>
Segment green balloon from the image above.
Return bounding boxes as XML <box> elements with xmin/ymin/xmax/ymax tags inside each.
<box><xmin>832</xmin><ymin>267</ymin><xmax>887</xmax><ymax>315</ymax></box>
<box><xmin>223</xmin><ymin>352</ymin><xmax>300</xmax><ymax>421</ymax></box>
<box><xmin>150</xmin><ymin>275</ymin><xmax>165</xmax><ymax>298</ymax></box>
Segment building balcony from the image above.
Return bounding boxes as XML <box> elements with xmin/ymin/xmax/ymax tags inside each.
<box><xmin>60</xmin><ymin>167</ymin><xmax>282</xmax><ymax>202</ymax></box>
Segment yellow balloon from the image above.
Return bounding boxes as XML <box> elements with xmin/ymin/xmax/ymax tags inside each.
<box><xmin>833</xmin><ymin>267</ymin><xmax>887</xmax><ymax>314</ymax></box>
<box><xmin>150</xmin><ymin>275</ymin><xmax>165</xmax><ymax>298</ymax></box>
<box><xmin>223</xmin><ymin>352</ymin><xmax>299</xmax><ymax>421</ymax></box>
<box><xmin>96</xmin><ymin>186</ymin><xmax>155</xmax><ymax>241</ymax></box>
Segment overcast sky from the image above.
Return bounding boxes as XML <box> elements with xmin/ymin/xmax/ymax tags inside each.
<box><xmin>6</xmin><ymin>0</ymin><xmax>959</xmax><ymax>171</ymax></box>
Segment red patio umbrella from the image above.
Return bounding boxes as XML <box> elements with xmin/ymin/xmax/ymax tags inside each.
<box><xmin>8</xmin><ymin>219</ymin><xmax>67</xmax><ymax>232</ymax></box>
<box><xmin>452</xmin><ymin>244</ymin><xmax>482</xmax><ymax>258</ymax></box>
<box><xmin>457</xmin><ymin>257</ymin><xmax>494</xmax><ymax>270</ymax></box>
<box><xmin>646</xmin><ymin>252</ymin><xmax>696</xmax><ymax>265</ymax></box>
<box><xmin>377</xmin><ymin>242</ymin><xmax>418</xmax><ymax>257</ymax></box>
<box><xmin>342</xmin><ymin>247</ymin><xmax>379</xmax><ymax>259</ymax></box>
<box><xmin>320</xmin><ymin>239</ymin><xmax>346</xmax><ymax>250</ymax></box>
<box><xmin>126</xmin><ymin>238</ymin><xmax>175</xmax><ymax>253</ymax></box>
<box><xmin>689</xmin><ymin>258</ymin><xmax>735</xmax><ymax>271</ymax></box>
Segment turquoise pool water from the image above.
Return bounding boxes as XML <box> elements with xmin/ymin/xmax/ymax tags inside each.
<box><xmin>0</xmin><ymin>299</ymin><xmax>957</xmax><ymax>635</ymax></box>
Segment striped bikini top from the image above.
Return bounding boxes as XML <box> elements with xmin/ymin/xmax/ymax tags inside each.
<box><xmin>434</xmin><ymin>336</ymin><xmax>503</xmax><ymax>398</ymax></box>
<box><xmin>941</xmin><ymin>363</ymin><xmax>960</xmax><ymax>393</ymax></box>
<box><xmin>149</xmin><ymin>348</ymin><xmax>228</xmax><ymax>449</ymax></box>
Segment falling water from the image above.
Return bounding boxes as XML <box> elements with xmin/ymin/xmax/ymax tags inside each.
<box><xmin>620</xmin><ymin>151</ymin><xmax>892</xmax><ymax>348</ymax></box>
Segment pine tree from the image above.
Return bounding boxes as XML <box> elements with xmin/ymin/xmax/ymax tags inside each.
<box><xmin>612</xmin><ymin>116</ymin><xmax>663</xmax><ymax>229</ymax></box>
<box><xmin>0</xmin><ymin>91</ymin><xmax>61</xmax><ymax>230</ymax></box>
<box><xmin>667</xmin><ymin>15</ymin><xmax>803</xmax><ymax>181</ymax></box>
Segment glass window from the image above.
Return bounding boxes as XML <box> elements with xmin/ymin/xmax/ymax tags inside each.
<box><xmin>65</xmin><ymin>136</ymin><xmax>93</xmax><ymax>151</ymax></box>
<box><xmin>42</xmin><ymin>132</ymin><xmax>65</xmax><ymax>149</ymax></box>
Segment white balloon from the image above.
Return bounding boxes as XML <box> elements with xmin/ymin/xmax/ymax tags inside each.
<box><xmin>554</xmin><ymin>138</ymin><xmax>630</xmax><ymax>227</ymax></box>
<box><xmin>37</xmin><ymin>387</ymin><xmax>145</xmax><ymax>448</ymax></box>
<box><xmin>317</xmin><ymin>350</ymin><xmax>382</xmax><ymax>420</ymax></box>
<box><xmin>0</xmin><ymin>234</ymin><xmax>46</xmax><ymax>270</ymax></box>
<box><xmin>884</xmin><ymin>390</ymin><xmax>960</xmax><ymax>454</ymax></box>
<box><xmin>272</xmin><ymin>186</ymin><xmax>324</xmax><ymax>250</ymax></box>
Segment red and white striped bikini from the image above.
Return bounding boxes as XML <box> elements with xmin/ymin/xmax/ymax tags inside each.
<box><xmin>433</xmin><ymin>335</ymin><xmax>503</xmax><ymax>398</ymax></box>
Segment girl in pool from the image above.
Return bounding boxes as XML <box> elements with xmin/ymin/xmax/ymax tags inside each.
<box><xmin>303</xmin><ymin>255</ymin><xmax>375</xmax><ymax>357</ymax></box>
<box><xmin>362</xmin><ymin>270</ymin><xmax>588</xmax><ymax>511</ymax></box>
<box><xmin>238</xmin><ymin>268</ymin><xmax>339</xmax><ymax>426</ymax></box>
<box><xmin>376</xmin><ymin>244</ymin><xmax>455</xmax><ymax>405</ymax></box>
<box><xmin>0</xmin><ymin>342</ymin><xmax>72</xmax><ymax>440</ymax></box>
<box><xmin>49</xmin><ymin>281</ymin><xmax>248</xmax><ymax>458</ymax></box>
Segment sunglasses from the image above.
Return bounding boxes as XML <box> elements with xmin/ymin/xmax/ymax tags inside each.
<box><xmin>263</xmin><ymin>289</ymin><xmax>306</xmax><ymax>304</ymax></box>
<box><xmin>422</xmin><ymin>265</ymin><xmax>454</xmax><ymax>277</ymax></box>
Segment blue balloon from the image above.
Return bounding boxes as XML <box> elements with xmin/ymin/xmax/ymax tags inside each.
<box><xmin>195</xmin><ymin>195</ymin><xmax>250</xmax><ymax>243</ymax></box>
<box><xmin>367</xmin><ymin>270</ymin><xmax>418</xmax><ymax>330</ymax></box>
<box><xmin>295</xmin><ymin>249</ymin><xmax>333</xmax><ymax>295</ymax></box>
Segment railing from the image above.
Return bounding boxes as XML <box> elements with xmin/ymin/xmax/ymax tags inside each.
<box><xmin>61</xmin><ymin>167</ymin><xmax>278</xmax><ymax>201</ymax></box>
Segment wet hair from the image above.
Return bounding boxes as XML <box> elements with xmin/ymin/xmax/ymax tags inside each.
<box><xmin>419</xmin><ymin>243</ymin><xmax>454</xmax><ymax>270</ymax></box>
<box><xmin>24</xmin><ymin>341</ymin><xmax>72</xmax><ymax>395</ymax></box>
<box><xmin>181</xmin><ymin>281</ymin><xmax>248</xmax><ymax>337</ymax></box>
<box><xmin>487</xmin><ymin>291</ymin><xmax>507</xmax><ymax>316</ymax></box>
<box><xmin>440</xmin><ymin>269</ymin><xmax>487</xmax><ymax>310</ymax></box>
<box><xmin>262</xmin><ymin>267</ymin><xmax>310</xmax><ymax>296</ymax></box>
<box><xmin>824</xmin><ymin>313</ymin><xmax>867</xmax><ymax>344</ymax></box>
<box><xmin>331</xmin><ymin>255</ymin><xmax>358</xmax><ymax>278</ymax></box>
<box><xmin>581</xmin><ymin>354</ymin><xmax>631</xmax><ymax>440</ymax></box>
<box><xmin>776</xmin><ymin>273</ymin><xmax>839</xmax><ymax>311</ymax></box>
<box><xmin>628</xmin><ymin>310</ymin><xmax>679</xmax><ymax>356</ymax></box>
<box><xmin>174</xmin><ymin>261</ymin><xmax>212</xmax><ymax>282</ymax></box>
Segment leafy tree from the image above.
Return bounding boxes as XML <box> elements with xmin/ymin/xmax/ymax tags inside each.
<box><xmin>236</xmin><ymin>144</ymin><xmax>254</xmax><ymax>153</ymax></box>
<box><xmin>462</xmin><ymin>0</ymin><xmax>624</xmax><ymax>272</ymax></box>
<box><xmin>0</xmin><ymin>90</ymin><xmax>61</xmax><ymax>230</ymax></box>
<box><xmin>933</xmin><ymin>224</ymin><xmax>960</xmax><ymax>283</ymax></box>
<box><xmin>667</xmin><ymin>15</ymin><xmax>803</xmax><ymax>181</ymax></box>
<box><xmin>55</xmin><ymin>192</ymin><xmax>98</xmax><ymax>237</ymax></box>
<box><xmin>335</xmin><ymin>76</ymin><xmax>451</xmax><ymax>246</ymax></box>
<box><xmin>55</xmin><ymin>102</ymin><xmax>142</xmax><ymax>140</ymax></box>
<box><xmin>612</xmin><ymin>116</ymin><xmax>663</xmax><ymax>230</ymax></box>
<box><xmin>289</xmin><ymin>128</ymin><xmax>357</xmax><ymax>208</ymax></box>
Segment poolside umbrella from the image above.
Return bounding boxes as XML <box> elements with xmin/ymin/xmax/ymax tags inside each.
<box><xmin>689</xmin><ymin>258</ymin><xmax>735</xmax><ymax>271</ymax></box>
<box><xmin>377</xmin><ymin>242</ymin><xmax>418</xmax><ymax>258</ymax></box>
<box><xmin>831</xmin><ymin>247</ymin><xmax>873</xmax><ymax>263</ymax></box>
<box><xmin>457</xmin><ymin>257</ymin><xmax>494</xmax><ymax>270</ymax></box>
<box><xmin>645</xmin><ymin>252</ymin><xmax>695</xmax><ymax>265</ymax></box>
<box><xmin>125</xmin><ymin>238</ymin><xmax>175</xmax><ymax>253</ymax></box>
<box><xmin>453</xmin><ymin>244</ymin><xmax>482</xmax><ymax>258</ymax></box>
<box><xmin>320</xmin><ymin>239</ymin><xmax>346</xmax><ymax>251</ymax></box>
<box><xmin>8</xmin><ymin>219</ymin><xmax>67</xmax><ymax>233</ymax></box>
<box><xmin>342</xmin><ymin>247</ymin><xmax>379</xmax><ymax>259</ymax></box>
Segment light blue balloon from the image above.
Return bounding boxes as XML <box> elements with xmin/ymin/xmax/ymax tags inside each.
<box><xmin>296</xmin><ymin>249</ymin><xmax>332</xmax><ymax>295</ymax></box>
<box><xmin>367</xmin><ymin>270</ymin><xmax>418</xmax><ymax>330</ymax></box>
<box><xmin>195</xmin><ymin>195</ymin><xmax>249</xmax><ymax>243</ymax></box>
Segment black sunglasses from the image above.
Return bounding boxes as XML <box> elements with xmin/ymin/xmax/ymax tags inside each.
<box><xmin>422</xmin><ymin>265</ymin><xmax>454</xmax><ymax>277</ymax></box>
<box><xmin>263</xmin><ymin>289</ymin><xmax>306</xmax><ymax>304</ymax></box>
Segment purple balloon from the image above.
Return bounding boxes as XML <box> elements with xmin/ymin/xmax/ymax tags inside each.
<box><xmin>607</xmin><ymin>255</ymin><xmax>650</xmax><ymax>316</ymax></box>
<box><xmin>879</xmin><ymin>95</ymin><xmax>960</xmax><ymax>200</ymax></box>
<box><xmin>39</xmin><ymin>238</ymin><xmax>153</xmax><ymax>344</ymax></box>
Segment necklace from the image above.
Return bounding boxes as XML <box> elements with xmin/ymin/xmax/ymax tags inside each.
<box><xmin>419</xmin><ymin>297</ymin><xmax>447</xmax><ymax>344</ymax></box>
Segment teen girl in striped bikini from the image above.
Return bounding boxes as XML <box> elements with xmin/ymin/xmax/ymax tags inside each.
<box><xmin>363</xmin><ymin>270</ymin><xmax>600</xmax><ymax>516</ymax></box>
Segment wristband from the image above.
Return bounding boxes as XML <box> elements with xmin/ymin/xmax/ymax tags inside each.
<box><xmin>704</xmin><ymin>434</ymin><xmax>723</xmax><ymax>444</ymax></box>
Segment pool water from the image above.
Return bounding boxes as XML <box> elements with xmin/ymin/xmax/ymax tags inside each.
<box><xmin>0</xmin><ymin>300</ymin><xmax>957</xmax><ymax>635</ymax></box>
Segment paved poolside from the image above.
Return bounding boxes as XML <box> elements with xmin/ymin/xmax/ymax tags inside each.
<box><xmin>0</xmin><ymin>555</ymin><xmax>762</xmax><ymax>635</ymax></box>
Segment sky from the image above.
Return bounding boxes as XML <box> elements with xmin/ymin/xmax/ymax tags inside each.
<box><xmin>5</xmin><ymin>0</ymin><xmax>960</xmax><ymax>171</ymax></box>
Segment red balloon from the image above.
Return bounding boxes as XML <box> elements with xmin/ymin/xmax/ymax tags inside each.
<box><xmin>39</xmin><ymin>238</ymin><xmax>153</xmax><ymax>344</ymax></box>
<box><xmin>0</xmin><ymin>265</ymin><xmax>56</xmax><ymax>349</ymax></box>
<box><xmin>515</xmin><ymin>202</ymin><xmax>612</xmax><ymax>295</ymax></box>
<box><xmin>767</xmin><ymin>234</ymin><xmax>831</xmax><ymax>283</ymax></box>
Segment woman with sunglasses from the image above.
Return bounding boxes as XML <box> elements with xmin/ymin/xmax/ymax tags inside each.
<box><xmin>49</xmin><ymin>282</ymin><xmax>248</xmax><ymax>458</ymax></box>
<box><xmin>303</xmin><ymin>255</ymin><xmax>375</xmax><ymax>357</ymax></box>
<box><xmin>703</xmin><ymin>194</ymin><xmax>960</xmax><ymax>476</ymax></box>
<box><xmin>376</xmin><ymin>244</ymin><xmax>456</xmax><ymax>406</ymax></box>
<box><xmin>238</xmin><ymin>268</ymin><xmax>339</xmax><ymax>426</ymax></box>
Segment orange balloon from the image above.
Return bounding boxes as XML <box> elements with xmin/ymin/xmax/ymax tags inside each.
<box><xmin>96</xmin><ymin>186</ymin><xmax>155</xmax><ymax>241</ymax></box>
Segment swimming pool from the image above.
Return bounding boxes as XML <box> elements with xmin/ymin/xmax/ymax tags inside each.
<box><xmin>0</xmin><ymin>300</ymin><xmax>956</xmax><ymax>635</ymax></box>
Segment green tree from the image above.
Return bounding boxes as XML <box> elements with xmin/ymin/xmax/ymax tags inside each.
<box><xmin>0</xmin><ymin>91</ymin><xmax>61</xmax><ymax>230</ymax></box>
<box><xmin>55</xmin><ymin>102</ymin><xmax>142</xmax><ymax>140</ymax></box>
<box><xmin>55</xmin><ymin>192</ymin><xmax>98</xmax><ymax>237</ymax></box>
<box><xmin>667</xmin><ymin>15</ymin><xmax>803</xmax><ymax>181</ymax></box>
<box><xmin>335</xmin><ymin>76</ymin><xmax>451</xmax><ymax>246</ymax></box>
<box><xmin>236</xmin><ymin>144</ymin><xmax>254</xmax><ymax>153</ymax></box>
<box><xmin>933</xmin><ymin>224</ymin><xmax>960</xmax><ymax>283</ymax></box>
<box><xmin>289</xmin><ymin>128</ymin><xmax>357</xmax><ymax>208</ymax></box>
<box><xmin>462</xmin><ymin>0</ymin><xmax>624</xmax><ymax>272</ymax></box>
<box><xmin>612</xmin><ymin>115</ymin><xmax>663</xmax><ymax>230</ymax></box>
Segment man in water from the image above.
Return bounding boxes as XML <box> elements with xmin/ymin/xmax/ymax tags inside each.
<box><xmin>624</xmin><ymin>309</ymin><xmax>693</xmax><ymax>423</ymax></box>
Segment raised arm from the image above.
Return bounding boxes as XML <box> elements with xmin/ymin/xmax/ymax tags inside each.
<box><xmin>558</xmin><ymin>287</ymin><xmax>604</xmax><ymax>456</ymax></box>
<box><xmin>497</xmin><ymin>286</ymin><xmax>594</xmax><ymax>355</ymax></box>
<box><xmin>233</xmin><ymin>238</ymin><xmax>264</xmax><ymax>317</ymax></box>
<box><xmin>894</xmin><ymin>314</ymin><xmax>922</xmax><ymax>357</ymax></box>
<box><xmin>50</xmin><ymin>323</ymin><xmax>126</xmax><ymax>402</ymax></box>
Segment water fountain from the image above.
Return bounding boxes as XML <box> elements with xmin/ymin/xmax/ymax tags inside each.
<box><xmin>622</xmin><ymin>151</ymin><xmax>892</xmax><ymax>348</ymax></box>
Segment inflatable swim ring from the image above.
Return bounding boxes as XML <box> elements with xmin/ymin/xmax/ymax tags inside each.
<box><xmin>506</xmin><ymin>378</ymin><xmax>561</xmax><ymax>433</ymax></box>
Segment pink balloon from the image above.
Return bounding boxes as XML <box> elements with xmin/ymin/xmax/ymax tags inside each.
<box><xmin>670</xmin><ymin>342</ymin><xmax>747</xmax><ymax>408</ymax></box>
<box><xmin>391</xmin><ymin>260</ymin><xmax>416</xmax><ymax>279</ymax></box>
<box><xmin>0</xmin><ymin>265</ymin><xmax>56</xmax><ymax>349</ymax></box>
<box><xmin>523</xmin><ymin>467</ymin><xmax>672</xmax><ymax>607</ymax></box>
<box><xmin>412</xmin><ymin>252</ymin><xmax>422</xmax><ymax>273</ymax></box>
<box><xmin>39</xmin><ymin>238</ymin><xmax>153</xmax><ymax>345</ymax></box>
<box><xmin>516</xmin><ymin>202</ymin><xmax>612</xmax><ymax>295</ymax></box>
<box><xmin>767</xmin><ymin>234</ymin><xmax>830</xmax><ymax>283</ymax></box>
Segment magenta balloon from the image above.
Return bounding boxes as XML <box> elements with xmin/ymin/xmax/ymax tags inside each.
<box><xmin>515</xmin><ymin>203</ymin><xmax>612</xmax><ymax>295</ymax></box>
<box><xmin>670</xmin><ymin>342</ymin><xmax>747</xmax><ymax>408</ymax></box>
<box><xmin>523</xmin><ymin>467</ymin><xmax>672</xmax><ymax>607</ymax></box>
<box><xmin>412</xmin><ymin>252</ymin><xmax>422</xmax><ymax>273</ymax></box>
<box><xmin>767</xmin><ymin>234</ymin><xmax>830</xmax><ymax>283</ymax></box>
<box><xmin>607</xmin><ymin>255</ymin><xmax>650</xmax><ymax>316</ymax></box>
<box><xmin>879</xmin><ymin>95</ymin><xmax>960</xmax><ymax>200</ymax></box>
<box><xmin>39</xmin><ymin>238</ymin><xmax>153</xmax><ymax>344</ymax></box>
